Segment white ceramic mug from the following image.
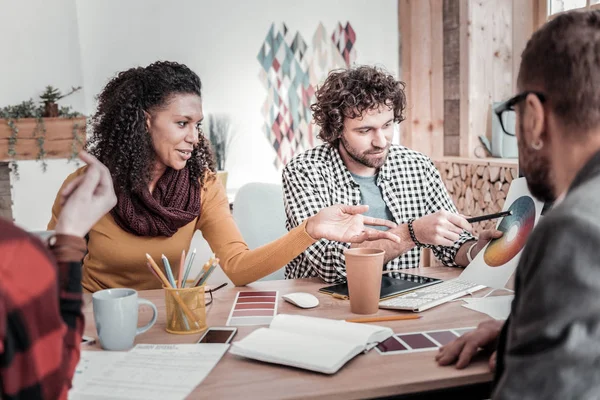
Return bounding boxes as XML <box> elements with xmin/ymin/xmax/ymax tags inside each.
<box><xmin>92</xmin><ymin>288</ymin><xmax>157</xmax><ymax>351</ymax></box>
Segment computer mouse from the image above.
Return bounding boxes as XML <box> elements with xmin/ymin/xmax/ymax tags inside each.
<box><xmin>282</xmin><ymin>292</ymin><xmax>320</xmax><ymax>309</ymax></box>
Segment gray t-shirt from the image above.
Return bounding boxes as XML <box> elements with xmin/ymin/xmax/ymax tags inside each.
<box><xmin>350</xmin><ymin>172</ymin><xmax>395</xmax><ymax>230</ymax></box>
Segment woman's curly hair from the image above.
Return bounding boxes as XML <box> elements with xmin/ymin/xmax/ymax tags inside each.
<box><xmin>311</xmin><ymin>65</ymin><xmax>407</xmax><ymax>144</ymax></box>
<box><xmin>86</xmin><ymin>61</ymin><xmax>214</xmax><ymax>193</ymax></box>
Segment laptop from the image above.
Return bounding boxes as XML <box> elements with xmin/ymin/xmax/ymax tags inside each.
<box><xmin>380</xmin><ymin>178</ymin><xmax>544</xmax><ymax>313</ymax></box>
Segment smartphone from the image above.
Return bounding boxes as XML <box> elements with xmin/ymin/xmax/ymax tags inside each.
<box><xmin>81</xmin><ymin>335</ymin><xmax>96</xmax><ymax>345</ymax></box>
<box><xmin>197</xmin><ymin>327</ymin><xmax>237</xmax><ymax>344</ymax></box>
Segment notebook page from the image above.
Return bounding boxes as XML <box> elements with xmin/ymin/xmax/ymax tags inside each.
<box><xmin>270</xmin><ymin>314</ymin><xmax>392</xmax><ymax>347</ymax></box>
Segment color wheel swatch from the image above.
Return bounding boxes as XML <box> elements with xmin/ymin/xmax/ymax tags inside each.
<box><xmin>376</xmin><ymin>327</ymin><xmax>475</xmax><ymax>355</ymax></box>
<box><xmin>484</xmin><ymin>196</ymin><xmax>536</xmax><ymax>266</ymax></box>
<box><xmin>226</xmin><ymin>291</ymin><xmax>279</xmax><ymax>326</ymax></box>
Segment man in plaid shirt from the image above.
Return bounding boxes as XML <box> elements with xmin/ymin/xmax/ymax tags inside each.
<box><xmin>0</xmin><ymin>152</ymin><xmax>116</xmax><ymax>400</ymax></box>
<box><xmin>283</xmin><ymin>66</ymin><xmax>500</xmax><ymax>283</ymax></box>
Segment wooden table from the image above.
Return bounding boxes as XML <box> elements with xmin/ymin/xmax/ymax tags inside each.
<box><xmin>82</xmin><ymin>267</ymin><xmax>499</xmax><ymax>399</ymax></box>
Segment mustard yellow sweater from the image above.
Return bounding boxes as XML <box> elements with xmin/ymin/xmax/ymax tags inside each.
<box><xmin>48</xmin><ymin>168</ymin><xmax>316</xmax><ymax>292</ymax></box>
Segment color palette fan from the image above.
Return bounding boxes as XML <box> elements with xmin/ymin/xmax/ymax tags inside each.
<box><xmin>484</xmin><ymin>195</ymin><xmax>536</xmax><ymax>266</ymax></box>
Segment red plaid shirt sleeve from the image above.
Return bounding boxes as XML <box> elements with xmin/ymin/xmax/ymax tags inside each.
<box><xmin>0</xmin><ymin>220</ymin><xmax>86</xmax><ymax>400</ymax></box>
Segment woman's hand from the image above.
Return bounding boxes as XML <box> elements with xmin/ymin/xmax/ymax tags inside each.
<box><xmin>54</xmin><ymin>151</ymin><xmax>117</xmax><ymax>237</ymax></box>
<box><xmin>305</xmin><ymin>204</ymin><xmax>401</xmax><ymax>243</ymax></box>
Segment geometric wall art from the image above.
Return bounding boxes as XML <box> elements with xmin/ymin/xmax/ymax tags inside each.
<box><xmin>257</xmin><ymin>22</ymin><xmax>357</xmax><ymax>169</ymax></box>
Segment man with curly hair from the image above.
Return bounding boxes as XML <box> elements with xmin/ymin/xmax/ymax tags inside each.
<box><xmin>283</xmin><ymin>65</ymin><xmax>500</xmax><ymax>283</ymax></box>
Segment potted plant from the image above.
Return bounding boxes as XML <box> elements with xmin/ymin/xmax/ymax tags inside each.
<box><xmin>39</xmin><ymin>85</ymin><xmax>81</xmax><ymax>117</ymax></box>
<box><xmin>205</xmin><ymin>114</ymin><xmax>235</xmax><ymax>188</ymax></box>
<box><xmin>0</xmin><ymin>85</ymin><xmax>86</xmax><ymax>177</ymax></box>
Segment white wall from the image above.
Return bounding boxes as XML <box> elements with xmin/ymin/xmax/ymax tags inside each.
<box><xmin>0</xmin><ymin>0</ymin><xmax>85</xmax><ymax>229</ymax></box>
<box><xmin>75</xmin><ymin>0</ymin><xmax>399</xmax><ymax>190</ymax></box>
<box><xmin>3</xmin><ymin>0</ymin><xmax>398</xmax><ymax>230</ymax></box>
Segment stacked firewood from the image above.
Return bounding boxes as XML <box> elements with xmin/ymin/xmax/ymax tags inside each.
<box><xmin>434</xmin><ymin>161</ymin><xmax>519</xmax><ymax>235</ymax></box>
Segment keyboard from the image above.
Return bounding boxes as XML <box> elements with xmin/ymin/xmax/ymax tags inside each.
<box><xmin>378</xmin><ymin>279</ymin><xmax>486</xmax><ymax>312</ymax></box>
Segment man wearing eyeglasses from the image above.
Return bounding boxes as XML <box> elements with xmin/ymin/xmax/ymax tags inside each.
<box><xmin>436</xmin><ymin>10</ymin><xmax>600</xmax><ymax>398</ymax></box>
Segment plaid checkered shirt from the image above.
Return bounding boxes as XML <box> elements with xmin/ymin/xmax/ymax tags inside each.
<box><xmin>282</xmin><ymin>143</ymin><xmax>474</xmax><ymax>283</ymax></box>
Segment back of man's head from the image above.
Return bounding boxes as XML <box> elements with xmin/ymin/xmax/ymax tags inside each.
<box><xmin>311</xmin><ymin>65</ymin><xmax>406</xmax><ymax>144</ymax></box>
<box><xmin>519</xmin><ymin>10</ymin><xmax>600</xmax><ymax>135</ymax></box>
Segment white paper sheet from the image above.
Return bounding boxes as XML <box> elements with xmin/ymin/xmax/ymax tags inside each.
<box><xmin>69</xmin><ymin>344</ymin><xmax>229</xmax><ymax>400</ymax></box>
<box><xmin>71</xmin><ymin>351</ymin><xmax>127</xmax><ymax>394</ymax></box>
<box><xmin>462</xmin><ymin>295</ymin><xmax>514</xmax><ymax>320</ymax></box>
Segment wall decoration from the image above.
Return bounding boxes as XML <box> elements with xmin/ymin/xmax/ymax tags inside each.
<box><xmin>258</xmin><ymin>22</ymin><xmax>357</xmax><ymax>169</ymax></box>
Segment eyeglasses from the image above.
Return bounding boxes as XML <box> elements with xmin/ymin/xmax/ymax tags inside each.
<box><xmin>494</xmin><ymin>91</ymin><xmax>546</xmax><ymax>136</ymax></box>
<box><xmin>205</xmin><ymin>282</ymin><xmax>227</xmax><ymax>306</ymax></box>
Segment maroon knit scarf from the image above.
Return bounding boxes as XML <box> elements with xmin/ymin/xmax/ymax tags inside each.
<box><xmin>111</xmin><ymin>167</ymin><xmax>200</xmax><ymax>237</ymax></box>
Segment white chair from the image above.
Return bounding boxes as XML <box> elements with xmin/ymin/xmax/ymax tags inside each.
<box><xmin>232</xmin><ymin>182</ymin><xmax>288</xmax><ymax>281</ymax></box>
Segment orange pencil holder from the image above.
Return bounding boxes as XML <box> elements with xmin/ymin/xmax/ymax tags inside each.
<box><xmin>164</xmin><ymin>285</ymin><xmax>207</xmax><ymax>335</ymax></box>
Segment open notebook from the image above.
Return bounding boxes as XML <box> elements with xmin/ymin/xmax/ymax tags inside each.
<box><xmin>229</xmin><ymin>314</ymin><xmax>393</xmax><ymax>374</ymax></box>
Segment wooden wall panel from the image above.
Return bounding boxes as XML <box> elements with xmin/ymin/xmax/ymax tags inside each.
<box><xmin>398</xmin><ymin>0</ymin><xmax>444</xmax><ymax>159</ymax></box>
<box><xmin>513</xmin><ymin>0</ymin><xmax>535</xmax><ymax>92</ymax></box>
<box><xmin>467</xmin><ymin>0</ymin><xmax>514</xmax><ymax>157</ymax></box>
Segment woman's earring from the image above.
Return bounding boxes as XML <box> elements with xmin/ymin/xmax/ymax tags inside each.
<box><xmin>531</xmin><ymin>140</ymin><xmax>544</xmax><ymax>151</ymax></box>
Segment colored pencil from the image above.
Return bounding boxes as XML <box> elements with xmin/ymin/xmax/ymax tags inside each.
<box><xmin>181</xmin><ymin>248</ymin><xmax>196</xmax><ymax>288</ymax></box>
<box><xmin>345</xmin><ymin>315</ymin><xmax>422</xmax><ymax>323</ymax></box>
<box><xmin>191</xmin><ymin>258</ymin><xmax>211</xmax><ymax>287</ymax></box>
<box><xmin>146</xmin><ymin>253</ymin><xmax>199</xmax><ymax>329</ymax></box>
<box><xmin>198</xmin><ymin>265</ymin><xmax>216</xmax><ymax>287</ymax></box>
<box><xmin>466</xmin><ymin>210</ymin><xmax>512</xmax><ymax>224</ymax></box>
<box><xmin>146</xmin><ymin>262</ymin><xmax>161</xmax><ymax>281</ymax></box>
<box><xmin>145</xmin><ymin>253</ymin><xmax>172</xmax><ymax>288</ymax></box>
<box><xmin>177</xmin><ymin>250</ymin><xmax>186</xmax><ymax>288</ymax></box>
<box><xmin>162</xmin><ymin>254</ymin><xmax>177</xmax><ymax>288</ymax></box>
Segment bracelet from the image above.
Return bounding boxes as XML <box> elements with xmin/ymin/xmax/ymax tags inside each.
<box><xmin>466</xmin><ymin>241</ymin><xmax>478</xmax><ymax>263</ymax></box>
<box><xmin>407</xmin><ymin>218</ymin><xmax>433</xmax><ymax>249</ymax></box>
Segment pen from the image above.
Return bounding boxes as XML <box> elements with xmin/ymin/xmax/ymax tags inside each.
<box><xmin>345</xmin><ymin>315</ymin><xmax>422</xmax><ymax>323</ymax></box>
<box><xmin>466</xmin><ymin>210</ymin><xmax>512</xmax><ymax>224</ymax></box>
<box><xmin>332</xmin><ymin>293</ymin><xmax>349</xmax><ymax>300</ymax></box>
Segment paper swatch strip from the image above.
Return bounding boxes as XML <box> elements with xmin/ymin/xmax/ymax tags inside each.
<box><xmin>226</xmin><ymin>291</ymin><xmax>279</xmax><ymax>326</ymax></box>
<box><xmin>376</xmin><ymin>327</ymin><xmax>476</xmax><ymax>355</ymax></box>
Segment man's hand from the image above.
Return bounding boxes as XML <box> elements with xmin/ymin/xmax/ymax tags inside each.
<box><xmin>468</xmin><ymin>229</ymin><xmax>504</xmax><ymax>258</ymax></box>
<box><xmin>412</xmin><ymin>210</ymin><xmax>472</xmax><ymax>247</ymax></box>
<box><xmin>306</xmin><ymin>204</ymin><xmax>401</xmax><ymax>244</ymax></box>
<box><xmin>435</xmin><ymin>320</ymin><xmax>504</xmax><ymax>370</ymax></box>
<box><xmin>54</xmin><ymin>151</ymin><xmax>117</xmax><ymax>238</ymax></box>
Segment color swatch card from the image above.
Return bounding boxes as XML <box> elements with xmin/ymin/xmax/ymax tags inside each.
<box><xmin>226</xmin><ymin>291</ymin><xmax>279</xmax><ymax>326</ymax></box>
<box><xmin>376</xmin><ymin>327</ymin><xmax>475</xmax><ymax>355</ymax></box>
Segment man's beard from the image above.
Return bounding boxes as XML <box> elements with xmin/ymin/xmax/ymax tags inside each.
<box><xmin>340</xmin><ymin>136</ymin><xmax>390</xmax><ymax>169</ymax></box>
<box><xmin>517</xmin><ymin>121</ymin><xmax>556</xmax><ymax>203</ymax></box>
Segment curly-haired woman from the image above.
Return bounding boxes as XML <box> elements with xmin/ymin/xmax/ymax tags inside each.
<box><xmin>283</xmin><ymin>65</ymin><xmax>500</xmax><ymax>283</ymax></box>
<box><xmin>47</xmin><ymin>61</ymin><xmax>399</xmax><ymax>292</ymax></box>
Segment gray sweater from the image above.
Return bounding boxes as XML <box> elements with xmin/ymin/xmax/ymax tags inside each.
<box><xmin>494</xmin><ymin>151</ymin><xmax>600</xmax><ymax>399</ymax></box>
